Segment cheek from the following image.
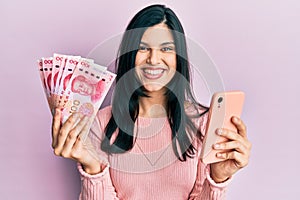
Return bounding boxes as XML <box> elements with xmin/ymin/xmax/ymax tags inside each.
<box><xmin>165</xmin><ymin>55</ymin><xmax>176</xmax><ymax>70</ymax></box>
<box><xmin>135</xmin><ymin>52</ymin><xmax>147</xmax><ymax>66</ymax></box>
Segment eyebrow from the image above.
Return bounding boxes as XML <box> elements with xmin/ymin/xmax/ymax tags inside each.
<box><xmin>140</xmin><ymin>41</ymin><xmax>175</xmax><ymax>46</ymax></box>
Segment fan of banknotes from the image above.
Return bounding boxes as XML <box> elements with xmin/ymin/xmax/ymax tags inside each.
<box><xmin>37</xmin><ymin>53</ymin><xmax>116</xmax><ymax>123</ymax></box>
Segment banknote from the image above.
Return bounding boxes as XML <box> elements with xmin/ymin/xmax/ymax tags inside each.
<box><xmin>52</xmin><ymin>54</ymin><xmax>66</xmax><ymax>94</ymax></box>
<box><xmin>37</xmin><ymin>53</ymin><xmax>115</xmax><ymax>125</ymax></box>
<box><xmin>61</xmin><ymin>59</ymin><xmax>112</xmax><ymax>123</ymax></box>
<box><xmin>37</xmin><ymin>59</ymin><xmax>53</xmax><ymax>110</ymax></box>
<box><xmin>53</xmin><ymin>55</ymin><xmax>81</xmax><ymax>108</ymax></box>
<box><xmin>41</xmin><ymin>57</ymin><xmax>54</xmax><ymax>109</ymax></box>
<box><xmin>37</xmin><ymin>59</ymin><xmax>47</xmax><ymax>96</ymax></box>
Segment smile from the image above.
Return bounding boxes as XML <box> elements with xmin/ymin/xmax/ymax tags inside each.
<box><xmin>142</xmin><ymin>68</ymin><xmax>165</xmax><ymax>80</ymax></box>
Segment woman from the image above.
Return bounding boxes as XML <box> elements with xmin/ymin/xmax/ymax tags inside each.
<box><xmin>52</xmin><ymin>4</ymin><xmax>251</xmax><ymax>199</ymax></box>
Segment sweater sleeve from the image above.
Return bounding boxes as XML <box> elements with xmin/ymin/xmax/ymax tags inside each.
<box><xmin>77</xmin><ymin>106</ymin><xmax>119</xmax><ymax>200</ymax></box>
<box><xmin>188</xmin><ymin>160</ymin><xmax>231</xmax><ymax>200</ymax></box>
<box><xmin>77</xmin><ymin>163</ymin><xmax>119</xmax><ymax>200</ymax></box>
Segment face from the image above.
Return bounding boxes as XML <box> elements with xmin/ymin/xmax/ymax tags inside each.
<box><xmin>135</xmin><ymin>23</ymin><xmax>176</xmax><ymax>93</ymax></box>
<box><xmin>72</xmin><ymin>78</ymin><xmax>93</xmax><ymax>96</ymax></box>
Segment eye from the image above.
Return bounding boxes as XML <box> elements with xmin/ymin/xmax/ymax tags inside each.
<box><xmin>161</xmin><ymin>46</ymin><xmax>174</xmax><ymax>52</ymax></box>
<box><xmin>138</xmin><ymin>45</ymin><xmax>149</xmax><ymax>52</ymax></box>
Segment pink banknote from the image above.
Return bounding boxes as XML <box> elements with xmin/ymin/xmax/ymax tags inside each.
<box><xmin>41</xmin><ymin>57</ymin><xmax>54</xmax><ymax>109</ymax></box>
<box><xmin>52</xmin><ymin>54</ymin><xmax>66</xmax><ymax>93</ymax></box>
<box><xmin>61</xmin><ymin>59</ymin><xmax>113</xmax><ymax>123</ymax></box>
<box><xmin>37</xmin><ymin>53</ymin><xmax>115</xmax><ymax>125</ymax></box>
<box><xmin>53</xmin><ymin>55</ymin><xmax>81</xmax><ymax>108</ymax></box>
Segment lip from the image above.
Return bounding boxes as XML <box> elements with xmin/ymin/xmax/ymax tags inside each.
<box><xmin>141</xmin><ymin>67</ymin><xmax>166</xmax><ymax>80</ymax></box>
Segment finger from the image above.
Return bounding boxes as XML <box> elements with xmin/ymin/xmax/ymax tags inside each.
<box><xmin>213</xmin><ymin>140</ymin><xmax>247</xmax><ymax>154</ymax></box>
<box><xmin>61</xmin><ymin>116</ymin><xmax>89</xmax><ymax>157</ymax></box>
<box><xmin>214</xmin><ymin>129</ymin><xmax>252</xmax><ymax>156</ymax></box>
<box><xmin>70</xmin><ymin>136</ymin><xmax>84</xmax><ymax>161</ymax></box>
<box><xmin>231</xmin><ymin>116</ymin><xmax>247</xmax><ymax>137</ymax></box>
<box><xmin>52</xmin><ymin>108</ymin><xmax>61</xmax><ymax>148</ymax></box>
<box><xmin>216</xmin><ymin>128</ymin><xmax>242</xmax><ymax>142</ymax></box>
<box><xmin>78</xmin><ymin>116</ymin><xmax>94</xmax><ymax>142</ymax></box>
<box><xmin>54</xmin><ymin>112</ymin><xmax>80</xmax><ymax>155</ymax></box>
<box><xmin>216</xmin><ymin>151</ymin><xmax>249</xmax><ymax>168</ymax></box>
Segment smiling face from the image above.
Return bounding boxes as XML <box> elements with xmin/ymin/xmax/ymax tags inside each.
<box><xmin>135</xmin><ymin>23</ymin><xmax>177</xmax><ymax>93</ymax></box>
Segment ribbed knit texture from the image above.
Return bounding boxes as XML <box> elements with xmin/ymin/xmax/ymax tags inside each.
<box><xmin>77</xmin><ymin>106</ymin><xmax>230</xmax><ymax>200</ymax></box>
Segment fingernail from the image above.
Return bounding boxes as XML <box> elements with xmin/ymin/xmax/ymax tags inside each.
<box><xmin>55</xmin><ymin>108</ymin><xmax>60</xmax><ymax>115</ymax></box>
<box><xmin>214</xmin><ymin>144</ymin><xmax>220</xmax><ymax>149</ymax></box>
<box><xmin>233</xmin><ymin>117</ymin><xmax>239</xmax><ymax>123</ymax></box>
<box><xmin>216</xmin><ymin>129</ymin><xmax>222</xmax><ymax>135</ymax></box>
<box><xmin>216</xmin><ymin>153</ymin><xmax>223</xmax><ymax>158</ymax></box>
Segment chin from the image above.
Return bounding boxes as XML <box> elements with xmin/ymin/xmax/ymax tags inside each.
<box><xmin>143</xmin><ymin>83</ymin><xmax>166</xmax><ymax>93</ymax></box>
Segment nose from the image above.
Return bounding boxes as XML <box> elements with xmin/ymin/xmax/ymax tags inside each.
<box><xmin>147</xmin><ymin>49</ymin><xmax>161</xmax><ymax>65</ymax></box>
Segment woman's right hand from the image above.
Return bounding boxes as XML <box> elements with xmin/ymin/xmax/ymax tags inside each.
<box><xmin>52</xmin><ymin>108</ymin><xmax>105</xmax><ymax>175</ymax></box>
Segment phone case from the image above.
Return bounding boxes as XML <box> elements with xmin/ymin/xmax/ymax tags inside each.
<box><xmin>200</xmin><ymin>91</ymin><xmax>245</xmax><ymax>164</ymax></box>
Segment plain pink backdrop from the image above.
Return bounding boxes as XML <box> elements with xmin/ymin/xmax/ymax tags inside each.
<box><xmin>1</xmin><ymin>0</ymin><xmax>299</xmax><ymax>199</ymax></box>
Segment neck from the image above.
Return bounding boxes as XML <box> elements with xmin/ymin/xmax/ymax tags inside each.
<box><xmin>138</xmin><ymin>90</ymin><xmax>168</xmax><ymax>118</ymax></box>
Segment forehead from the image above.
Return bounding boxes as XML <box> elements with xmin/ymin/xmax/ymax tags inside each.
<box><xmin>141</xmin><ymin>23</ymin><xmax>174</xmax><ymax>45</ymax></box>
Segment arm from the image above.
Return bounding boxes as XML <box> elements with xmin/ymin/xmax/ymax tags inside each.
<box><xmin>78</xmin><ymin>163</ymin><xmax>119</xmax><ymax>200</ymax></box>
<box><xmin>189</xmin><ymin>113</ymin><xmax>251</xmax><ymax>199</ymax></box>
<box><xmin>189</xmin><ymin>160</ymin><xmax>230</xmax><ymax>200</ymax></box>
<box><xmin>77</xmin><ymin>130</ymin><xmax>119</xmax><ymax>200</ymax></box>
<box><xmin>188</xmin><ymin>109</ymin><xmax>231</xmax><ymax>199</ymax></box>
<box><xmin>52</xmin><ymin>108</ymin><xmax>119</xmax><ymax>200</ymax></box>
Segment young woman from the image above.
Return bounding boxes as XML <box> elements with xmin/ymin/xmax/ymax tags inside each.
<box><xmin>52</xmin><ymin>4</ymin><xmax>251</xmax><ymax>200</ymax></box>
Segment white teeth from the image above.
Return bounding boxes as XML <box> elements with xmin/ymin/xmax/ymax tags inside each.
<box><xmin>143</xmin><ymin>69</ymin><xmax>164</xmax><ymax>75</ymax></box>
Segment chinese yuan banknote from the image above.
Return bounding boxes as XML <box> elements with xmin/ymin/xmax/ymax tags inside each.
<box><xmin>62</xmin><ymin>59</ymin><xmax>114</xmax><ymax>123</ymax></box>
<box><xmin>41</xmin><ymin>57</ymin><xmax>54</xmax><ymax>109</ymax></box>
<box><xmin>37</xmin><ymin>59</ymin><xmax>52</xmax><ymax>110</ymax></box>
<box><xmin>37</xmin><ymin>53</ymin><xmax>116</xmax><ymax>124</ymax></box>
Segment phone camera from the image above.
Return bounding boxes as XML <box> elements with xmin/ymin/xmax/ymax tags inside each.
<box><xmin>218</xmin><ymin>97</ymin><xmax>223</xmax><ymax>103</ymax></box>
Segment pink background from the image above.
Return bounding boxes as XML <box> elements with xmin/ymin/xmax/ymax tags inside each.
<box><xmin>1</xmin><ymin>0</ymin><xmax>299</xmax><ymax>199</ymax></box>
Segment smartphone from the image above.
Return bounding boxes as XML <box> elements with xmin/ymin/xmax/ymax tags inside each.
<box><xmin>200</xmin><ymin>91</ymin><xmax>245</xmax><ymax>164</ymax></box>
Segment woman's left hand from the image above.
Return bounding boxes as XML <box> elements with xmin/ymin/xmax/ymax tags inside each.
<box><xmin>210</xmin><ymin>116</ymin><xmax>252</xmax><ymax>183</ymax></box>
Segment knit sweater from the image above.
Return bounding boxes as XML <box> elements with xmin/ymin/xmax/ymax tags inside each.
<box><xmin>77</xmin><ymin>105</ymin><xmax>231</xmax><ymax>200</ymax></box>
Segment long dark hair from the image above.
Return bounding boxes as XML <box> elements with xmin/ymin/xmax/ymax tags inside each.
<box><xmin>101</xmin><ymin>4</ymin><xmax>208</xmax><ymax>161</ymax></box>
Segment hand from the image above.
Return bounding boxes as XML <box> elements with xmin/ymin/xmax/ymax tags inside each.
<box><xmin>210</xmin><ymin>116</ymin><xmax>252</xmax><ymax>183</ymax></box>
<box><xmin>52</xmin><ymin>108</ymin><xmax>105</xmax><ymax>175</ymax></box>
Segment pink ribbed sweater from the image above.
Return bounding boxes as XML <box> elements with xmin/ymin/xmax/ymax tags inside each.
<box><xmin>77</xmin><ymin>106</ymin><xmax>230</xmax><ymax>200</ymax></box>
